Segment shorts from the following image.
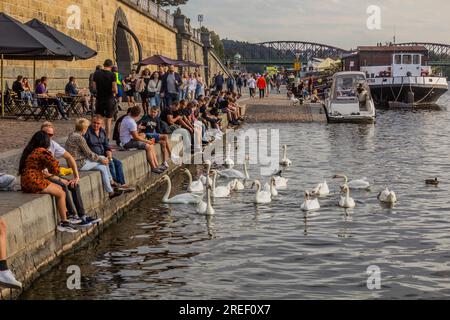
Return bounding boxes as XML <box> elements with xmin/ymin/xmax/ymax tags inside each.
<box><xmin>95</xmin><ymin>98</ymin><xmax>116</xmax><ymax>118</ymax></box>
<box><xmin>145</xmin><ymin>133</ymin><xmax>160</xmax><ymax>143</ymax></box>
<box><xmin>123</xmin><ymin>140</ymin><xmax>147</xmax><ymax>150</ymax></box>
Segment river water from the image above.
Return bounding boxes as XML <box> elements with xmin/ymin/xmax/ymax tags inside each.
<box><xmin>22</xmin><ymin>92</ymin><xmax>450</xmax><ymax>300</ymax></box>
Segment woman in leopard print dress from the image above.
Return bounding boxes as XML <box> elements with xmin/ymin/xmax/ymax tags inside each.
<box><xmin>19</xmin><ymin>131</ymin><xmax>78</xmax><ymax>233</ymax></box>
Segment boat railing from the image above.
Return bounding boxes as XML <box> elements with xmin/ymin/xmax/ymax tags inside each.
<box><xmin>367</xmin><ymin>76</ymin><xmax>447</xmax><ymax>86</ymax></box>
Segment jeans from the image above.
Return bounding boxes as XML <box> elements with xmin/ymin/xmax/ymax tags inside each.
<box><xmin>49</xmin><ymin>177</ymin><xmax>86</xmax><ymax>217</ymax></box>
<box><xmin>81</xmin><ymin>160</ymin><xmax>114</xmax><ymax>193</ymax></box>
<box><xmin>164</xmin><ymin>92</ymin><xmax>179</xmax><ymax>108</ymax></box>
<box><xmin>109</xmin><ymin>158</ymin><xmax>126</xmax><ymax>185</ymax></box>
<box><xmin>259</xmin><ymin>89</ymin><xmax>265</xmax><ymax>98</ymax></box>
<box><xmin>149</xmin><ymin>93</ymin><xmax>161</xmax><ymax>108</ymax></box>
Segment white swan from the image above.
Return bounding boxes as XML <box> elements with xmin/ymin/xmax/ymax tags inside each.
<box><xmin>333</xmin><ymin>174</ymin><xmax>370</xmax><ymax>191</ymax></box>
<box><xmin>252</xmin><ymin>180</ymin><xmax>272</xmax><ymax>204</ymax></box>
<box><xmin>224</xmin><ymin>143</ymin><xmax>234</xmax><ymax>169</ymax></box>
<box><xmin>184</xmin><ymin>169</ymin><xmax>204</xmax><ymax>193</ymax></box>
<box><xmin>218</xmin><ymin>156</ymin><xmax>249</xmax><ymax>179</ymax></box>
<box><xmin>196</xmin><ymin>183</ymin><xmax>215</xmax><ymax>215</ymax></box>
<box><xmin>311</xmin><ymin>180</ymin><xmax>330</xmax><ymax>197</ymax></box>
<box><xmin>199</xmin><ymin>160</ymin><xmax>213</xmax><ymax>186</ymax></box>
<box><xmin>211</xmin><ymin>170</ymin><xmax>232</xmax><ymax>198</ymax></box>
<box><xmin>263</xmin><ymin>177</ymin><xmax>278</xmax><ymax>197</ymax></box>
<box><xmin>301</xmin><ymin>191</ymin><xmax>320</xmax><ymax>211</ymax></box>
<box><xmin>231</xmin><ymin>179</ymin><xmax>245</xmax><ymax>191</ymax></box>
<box><xmin>339</xmin><ymin>185</ymin><xmax>356</xmax><ymax>209</ymax></box>
<box><xmin>162</xmin><ymin>175</ymin><xmax>202</xmax><ymax>204</ymax></box>
<box><xmin>272</xmin><ymin>170</ymin><xmax>288</xmax><ymax>189</ymax></box>
<box><xmin>280</xmin><ymin>145</ymin><xmax>292</xmax><ymax>167</ymax></box>
<box><xmin>378</xmin><ymin>188</ymin><xmax>397</xmax><ymax>204</ymax></box>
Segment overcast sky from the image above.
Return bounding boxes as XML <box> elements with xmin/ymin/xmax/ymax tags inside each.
<box><xmin>172</xmin><ymin>0</ymin><xmax>450</xmax><ymax>49</ymax></box>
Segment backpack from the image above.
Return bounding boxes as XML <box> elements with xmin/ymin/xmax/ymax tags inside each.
<box><xmin>113</xmin><ymin>114</ymin><xmax>127</xmax><ymax>146</ymax></box>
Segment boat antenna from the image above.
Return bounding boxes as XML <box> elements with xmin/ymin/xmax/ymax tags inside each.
<box><xmin>393</xmin><ymin>25</ymin><xmax>396</xmax><ymax>45</ymax></box>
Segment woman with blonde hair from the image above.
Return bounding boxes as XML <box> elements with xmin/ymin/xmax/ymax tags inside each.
<box><xmin>136</xmin><ymin>69</ymin><xmax>151</xmax><ymax>114</ymax></box>
<box><xmin>65</xmin><ymin>119</ymin><xmax>122</xmax><ymax>200</ymax></box>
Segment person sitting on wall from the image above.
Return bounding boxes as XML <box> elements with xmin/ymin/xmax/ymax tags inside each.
<box><xmin>0</xmin><ymin>219</ymin><xmax>22</xmax><ymax>289</ymax></box>
<box><xmin>119</xmin><ymin>106</ymin><xmax>167</xmax><ymax>174</ymax></box>
<box><xmin>84</xmin><ymin>115</ymin><xmax>135</xmax><ymax>192</ymax></box>
<box><xmin>65</xmin><ymin>118</ymin><xmax>123</xmax><ymax>200</ymax></box>
<box><xmin>40</xmin><ymin>122</ymin><xmax>99</xmax><ymax>227</ymax></box>
<box><xmin>138</xmin><ymin>106</ymin><xmax>172</xmax><ymax>164</ymax></box>
<box><xmin>19</xmin><ymin>131</ymin><xmax>79</xmax><ymax>233</ymax></box>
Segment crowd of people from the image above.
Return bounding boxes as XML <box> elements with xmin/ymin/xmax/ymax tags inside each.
<box><xmin>0</xmin><ymin>59</ymin><xmax>246</xmax><ymax>291</ymax></box>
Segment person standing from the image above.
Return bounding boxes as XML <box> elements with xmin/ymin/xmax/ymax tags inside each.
<box><xmin>236</xmin><ymin>74</ymin><xmax>243</xmax><ymax>95</ymax></box>
<box><xmin>148</xmin><ymin>71</ymin><xmax>162</xmax><ymax>109</ymax></box>
<box><xmin>227</xmin><ymin>75</ymin><xmax>235</xmax><ymax>93</ymax></box>
<box><xmin>187</xmin><ymin>73</ymin><xmax>197</xmax><ymax>101</ymax></box>
<box><xmin>124</xmin><ymin>69</ymin><xmax>137</xmax><ymax>107</ymax></box>
<box><xmin>214</xmin><ymin>72</ymin><xmax>224</xmax><ymax>92</ymax></box>
<box><xmin>136</xmin><ymin>69</ymin><xmax>151</xmax><ymax>115</ymax></box>
<box><xmin>256</xmin><ymin>75</ymin><xmax>267</xmax><ymax>99</ymax></box>
<box><xmin>92</xmin><ymin>59</ymin><xmax>118</xmax><ymax>140</ymax></box>
<box><xmin>248</xmin><ymin>75</ymin><xmax>256</xmax><ymax>98</ymax></box>
<box><xmin>161</xmin><ymin>65</ymin><xmax>182</xmax><ymax>109</ymax></box>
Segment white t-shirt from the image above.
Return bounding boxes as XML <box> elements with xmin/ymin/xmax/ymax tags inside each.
<box><xmin>120</xmin><ymin>116</ymin><xmax>138</xmax><ymax>145</ymax></box>
<box><xmin>248</xmin><ymin>78</ymin><xmax>256</xmax><ymax>89</ymax></box>
<box><xmin>50</xmin><ymin>140</ymin><xmax>66</xmax><ymax>159</ymax></box>
<box><xmin>188</xmin><ymin>78</ymin><xmax>197</xmax><ymax>92</ymax></box>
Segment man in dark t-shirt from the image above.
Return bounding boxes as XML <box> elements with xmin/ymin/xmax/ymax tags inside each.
<box><xmin>93</xmin><ymin>59</ymin><xmax>118</xmax><ymax>140</ymax></box>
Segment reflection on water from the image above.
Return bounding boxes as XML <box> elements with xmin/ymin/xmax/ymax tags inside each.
<box><xmin>22</xmin><ymin>93</ymin><xmax>450</xmax><ymax>300</ymax></box>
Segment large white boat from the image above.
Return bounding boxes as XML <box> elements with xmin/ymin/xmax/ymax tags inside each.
<box><xmin>342</xmin><ymin>45</ymin><xmax>448</xmax><ymax>107</ymax></box>
<box><xmin>324</xmin><ymin>71</ymin><xmax>376</xmax><ymax>123</ymax></box>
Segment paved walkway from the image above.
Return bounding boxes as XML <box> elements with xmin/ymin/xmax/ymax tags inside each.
<box><xmin>244</xmin><ymin>90</ymin><xmax>327</xmax><ymax>123</ymax></box>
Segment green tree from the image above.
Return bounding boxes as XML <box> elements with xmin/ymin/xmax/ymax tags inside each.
<box><xmin>153</xmin><ymin>0</ymin><xmax>188</xmax><ymax>7</ymax></box>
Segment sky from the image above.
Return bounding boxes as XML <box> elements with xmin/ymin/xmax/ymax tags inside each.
<box><xmin>171</xmin><ymin>0</ymin><xmax>450</xmax><ymax>50</ymax></box>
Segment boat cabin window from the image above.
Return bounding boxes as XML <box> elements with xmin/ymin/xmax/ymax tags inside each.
<box><xmin>402</xmin><ymin>55</ymin><xmax>412</xmax><ymax>64</ymax></box>
<box><xmin>333</xmin><ymin>75</ymin><xmax>367</xmax><ymax>100</ymax></box>
<box><xmin>413</xmin><ymin>54</ymin><xmax>421</xmax><ymax>64</ymax></box>
<box><xmin>394</xmin><ymin>54</ymin><xmax>402</xmax><ymax>64</ymax></box>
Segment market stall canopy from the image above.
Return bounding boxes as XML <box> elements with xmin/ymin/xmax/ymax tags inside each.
<box><xmin>25</xmin><ymin>18</ymin><xmax>97</xmax><ymax>60</ymax></box>
<box><xmin>0</xmin><ymin>12</ymin><xmax>71</xmax><ymax>60</ymax></box>
<box><xmin>317</xmin><ymin>58</ymin><xmax>340</xmax><ymax>71</ymax></box>
<box><xmin>138</xmin><ymin>55</ymin><xmax>179</xmax><ymax>66</ymax></box>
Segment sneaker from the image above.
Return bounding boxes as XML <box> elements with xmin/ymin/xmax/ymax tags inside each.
<box><xmin>158</xmin><ymin>165</ymin><xmax>168</xmax><ymax>171</ymax></box>
<box><xmin>83</xmin><ymin>216</ymin><xmax>102</xmax><ymax>224</ymax></box>
<box><xmin>109</xmin><ymin>190</ymin><xmax>124</xmax><ymax>200</ymax></box>
<box><xmin>75</xmin><ymin>218</ymin><xmax>92</xmax><ymax>229</ymax></box>
<box><xmin>67</xmin><ymin>215</ymin><xmax>82</xmax><ymax>225</ymax></box>
<box><xmin>151</xmin><ymin>168</ymin><xmax>164</xmax><ymax>175</ymax></box>
<box><xmin>0</xmin><ymin>270</ymin><xmax>22</xmax><ymax>290</ymax></box>
<box><xmin>57</xmin><ymin>221</ymin><xmax>79</xmax><ymax>233</ymax></box>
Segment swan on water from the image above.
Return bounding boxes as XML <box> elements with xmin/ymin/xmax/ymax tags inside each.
<box><xmin>280</xmin><ymin>145</ymin><xmax>292</xmax><ymax>167</ymax></box>
<box><xmin>184</xmin><ymin>169</ymin><xmax>204</xmax><ymax>193</ymax></box>
<box><xmin>272</xmin><ymin>170</ymin><xmax>288</xmax><ymax>189</ymax></box>
<box><xmin>196</xmin><ymin>183</ymin><xmax>215</xmax><ymax>215</ymax></box>
<box><xmin>162</xmin><ymin>175</ymin><xmax>202</xmax><ymax>204</ymax></box>
<box><xmin>231</xmin><ymin>179</ymin><xmax>245</xmax><ymax>191</ymax></box>
<box><xmin>377</xmin><ymin>188</ymin><xmax>397</xmax><ymax>204</ymax></box>
<box><xmin>301</xmin><ymin>191</ymin><xmax>320</xmax><ymax>212</ymax></box>
<box><xmin>224</xmin><ymin>143</ymin><xmax>235</xmax><ymax>169</ymax></box>
<box><xmin>263</xmin><ymin>177</ymin><xmax>278</xmax><ymax>197</ymax></box>
<box><xmin>252</xmin><ymin>180</ymin><xmax>272</xmax><ymax>204</ymax></box>
<box><xmin>218</xmin><ymin>156</ymin><xmax>250</xmax><ymax>179</ymax></box>
<box><xmin>211</xmin><ymin>170</ymin><xmax>232</xmax><ymax>198</ymax></box>
<box><xmin>338</xmin><ymin>185</ymin><xmax>356</xmax><ymax>209</ymax></box>
<box><xmin>333</xmin><ymin>174</ymin><xmax>370</xmax><ymax>190</ymax></box>
<box><xmin>311</xmin><ymin>180</ymin><xmax>330</xmax><ymax>197</ymax></box>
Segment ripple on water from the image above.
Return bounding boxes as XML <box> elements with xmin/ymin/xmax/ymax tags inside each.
<box><xmin>20</xmin><ymin>92</ymin><xmax>450</xmax><ymax>300</ymax></box>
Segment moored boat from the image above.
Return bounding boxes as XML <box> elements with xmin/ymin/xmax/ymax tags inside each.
<box><xmin>342</xmin><ymin>45</ymin><xmax>448</xmax><ymax>107</ymax></box>
<box><xmin>324</xmin><ymin>71</ymin><xmax>376</xmax><ymax>123</ymax></box>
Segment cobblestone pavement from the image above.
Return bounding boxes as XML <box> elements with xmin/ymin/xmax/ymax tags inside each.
<box><xmin>244</xmin><ymin>92</ymin><xmax>327</xmax><ymax>123</ymax></box>
<box><xmin>0</xmin><ymin>119</ymin><xmax>75</xmax><ymax>153</ymax></box>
